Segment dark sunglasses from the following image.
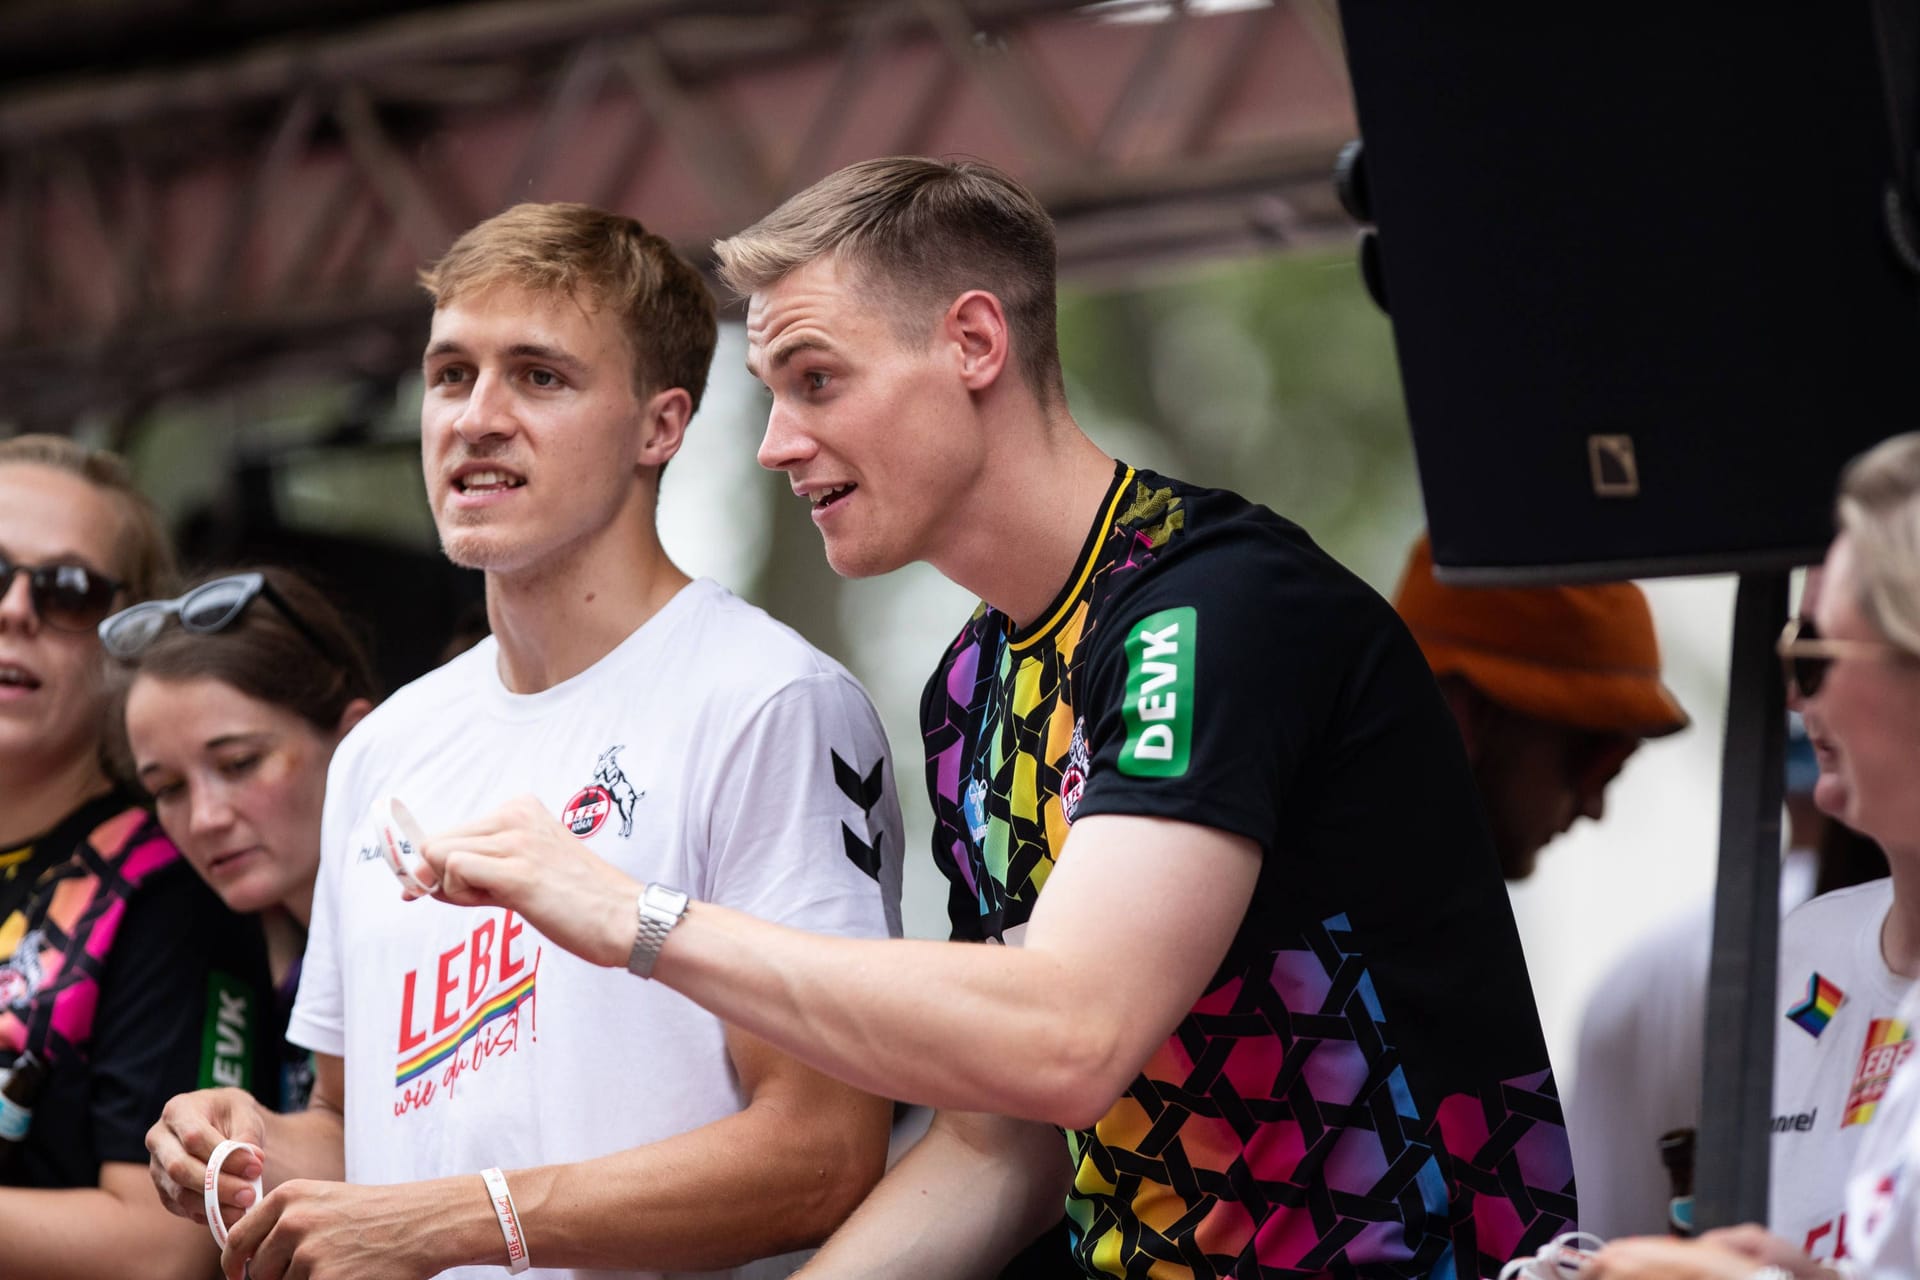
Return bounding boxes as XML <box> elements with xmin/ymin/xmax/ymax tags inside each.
<box><xmin>0</xmin><ymin>554</ymin><xmax>124</xmax><ymax>633</ymax></box>
<box><xmin>98</xmin><ymin>572</ymin><xmax>335</xmax><ymax>664</ymax></box>
<box><xmin>1775</xmin><ymin>615</ymin><xmax>1900</xmax><ymax>699</ymax></box>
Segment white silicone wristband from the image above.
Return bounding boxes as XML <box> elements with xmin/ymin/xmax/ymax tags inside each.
<box><xmin>203</xmin><ymin>1139</ymin><xmax>264</xmax><ymax>1251</ymax></box>
<box><xmin>481</xmin><ymin>1166</ymin><xmax>530</xmax><ymax>1273</ymax></box>
<box><xmin>379</xmin><ymin>796</ymin><xmax>433</xmax><ymax>894</ymax></box>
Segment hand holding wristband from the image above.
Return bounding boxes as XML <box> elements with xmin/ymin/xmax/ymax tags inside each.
<box><xmin>203</xmin><ymin>1139</ymin><xmax>264</xmax><ymax>1251</ymax></box>
<box><xmin>481</xmin><ymin>1166</ymin><xmax>530</xmax><ymax>1273</ymax></box>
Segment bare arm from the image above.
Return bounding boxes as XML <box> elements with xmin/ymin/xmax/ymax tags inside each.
<box><xmin>148</xmin><ymin>1052</ymin><xmax>348</xmax><ymax>1225</ymax></box>
<box><xmin>1586</xmin><ymin>1230</ymin><xmax>1829</xmax><ymax>1280</ymax></box>
<box><xmin>800</xmin><ymin>1109</ymin><xmax>1071</xmax><ymax>1280</ymax></box>
<box><xmin>0</xmin><ymin>1160</ymin><xmax>222</xmax><ymax>1280</ymax></box>
<box><xmin>426</xmin><ymin>806</ymin><xmax>1262</xmax><ymax>1128</ymax></box>
<box><xmin>221</xmin><ymin>1027</ymin><xmax>892</xmax><ymax>1279</ymax></box>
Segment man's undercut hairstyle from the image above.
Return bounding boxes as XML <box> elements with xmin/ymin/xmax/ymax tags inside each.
<box><xmin>0</xmin><ymin>433</ymin><xmax>175</xmax><ymax>604</ymax></box>
<box><xmin>714</xmin><ymin>156</ymin><xmax>1067</xmax><ymax>405</ymax></box>
<box><xmin>421</xmin><ymin>202</ymin><xmax>719</xmax><ymax>413</ymax></box>
<box><xmin>1837</xmin><ymin>431</ymin><xmax>1920</xmax><ymax>661</ymax></box>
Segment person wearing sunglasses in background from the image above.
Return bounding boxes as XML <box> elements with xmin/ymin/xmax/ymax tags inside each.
<box><xmin>0</xmin><ymin>435</ymin><xmax>274</xmax><ymax>1280</ymax></box>
<box><xmin>1586</xmin><ymin>431</ymin><xmax>1920</xmax><ymax>1280</ymax></box>
<box><xmin>1718</xmin><ymin>563</ymin><xmax>1909</xmax><ymax>1269</ymax></box>
<box><xmin>1564</xmin><ymin>563</ymin><xmax>1897</xmax><ymax>1250</ymax></box>
<box><xmin>105</xmin><ymin>568</ymin><xmax>377</xmax><ymax>1116</ymax></box>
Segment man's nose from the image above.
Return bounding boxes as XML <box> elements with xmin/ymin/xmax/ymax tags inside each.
<box><xmin>0</xmin><ymin>569</ymin><xmax>37</xmax><ymax>634</ymax></box>
<box><xmin>757</xmin><ymin>402</ymin><xmax>815</xmax><ymax>474</ymax></box>
<box><xmin>454</xmin><ymin>370</ymin><xmax>519</xmax><ymax>444</ymax></box>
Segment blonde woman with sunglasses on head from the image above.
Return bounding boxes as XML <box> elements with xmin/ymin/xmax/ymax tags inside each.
<box><xmin>1588</xmin><ymin>432</ymin><xmax>1920</xmax><ymax>1280</ymax></box>
<box><xmin>0</xmin><ymin>435</ymin><xmax>276</xmax><ymax>1280</ymax></box>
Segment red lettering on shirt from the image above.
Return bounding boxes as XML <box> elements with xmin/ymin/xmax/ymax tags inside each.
<box><xmin>392</xmin><ymin>911</ymin><xmax>540</xmax><ymax>1070</ymax></box>
<box><xmin>434</xmin><ymin>943</ymin><xmax>463</xmax><ymax>1034</ymax></box>
<box><xmin>500</xmin><ymin>912</ymin><xmax>526</xmax><ymax>983</ymax></box>
<box><xmin>468</xmin><ymin>918</ymin><xmax>495</xmax><ymax>1005</ymax></box>
<box><xmin>397</xmin><ymin>970</ymin><xmax>425</xmax><ymax>1054</ymax></box>
<box><xmin>1803</xmin><ymin>1214</ymin><xmax>1851</xmax><ymax>1262</ymax></box>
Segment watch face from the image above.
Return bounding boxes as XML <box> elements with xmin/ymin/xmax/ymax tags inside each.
<box><xmin>629</xmin><ymin>885</ymin><xmax>687</xmax><ymax>978</ymax></box>
<box><xmin>643</xmin><ymin>884</ymin><xmax>689</xmax><ymax>918</ymax></box>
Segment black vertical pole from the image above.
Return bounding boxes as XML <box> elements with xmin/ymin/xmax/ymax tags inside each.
<box><xmin>1694</xmin><ymin>570</ymin><xmax>1789</xmax><ymax>1228</ymax></box>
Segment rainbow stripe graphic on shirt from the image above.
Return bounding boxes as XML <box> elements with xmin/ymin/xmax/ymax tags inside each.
<box><xmin>395</xmin><ymin>970</ymin><xmax>537</xmax><ymax>1085</ymax></box>
<box><xmin>1843</xmin><ymin>1017</ymin><xmax>1913</xmax><ymax>1127</ymax></box>
<box><xmin>1786</xmin><ymin>972</ymin><xmax>1845</xmax><ymax>1038</ymax></box>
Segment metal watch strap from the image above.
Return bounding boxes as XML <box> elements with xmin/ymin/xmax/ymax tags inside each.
<box><xmin>627</xmin><ymin>883</ymin><xmax>689</xmax><ymax>978</ymax></box>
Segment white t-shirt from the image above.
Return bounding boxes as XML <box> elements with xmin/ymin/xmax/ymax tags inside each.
<box><xmin>1771</xmin><ymin>879</ymin><xmax>1909</xmax><ymax>1264</ymax></box>
<box><xmin>1842</xmin><ymin>976</ymin><xmax>1920</xmax><ymax>1277</ymax></box>
<box><xmin>1568</xmin><ymin>900</ymin><xmax>1712</xmax><ymax>1237</ymax></box>
<box><xmin>289</xmin><ymin>579</ymin><xmax>904</xmax><ymax>1280</ymax></box>
<box><xmin>1568</xmin><ymin>852</ymin><xmax>1819</xmax><ymax>1237</ymax></box>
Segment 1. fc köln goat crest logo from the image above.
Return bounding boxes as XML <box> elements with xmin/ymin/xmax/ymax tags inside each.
<box><xmin>562</xmin><ymin>746</ymin><xmax>642</xmax><ymax>839</ymax></box>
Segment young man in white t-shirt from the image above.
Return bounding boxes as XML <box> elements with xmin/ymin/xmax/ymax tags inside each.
<box><xmin>142</xmin><ymin>203</ymin><xmax>904</xmax><ymax>1280</ymax></box>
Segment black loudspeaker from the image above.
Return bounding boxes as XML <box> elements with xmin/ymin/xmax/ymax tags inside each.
<box><xmin>1338</xmin><ymin>3</ymin><xmax>1920</xmax><ymax>583</ymax></box>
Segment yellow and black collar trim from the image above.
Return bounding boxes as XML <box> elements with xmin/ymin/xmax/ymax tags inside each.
<box><xmin>1009</xmin><ymin>462</ymin><xmax>1135</xmax><ymax>653</ymax></box>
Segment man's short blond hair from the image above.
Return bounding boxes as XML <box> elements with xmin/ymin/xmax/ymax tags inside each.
<box><xmin>0</xmin><ymin>434</ymin><xmax>175</xmax><ymax>603</ymax></box>
<box><xmin>714</xmin><ymin>157</ymin><xmax>1065</xmax><ymax>405</ymax></box>
<box><xmin>420</xmin><ymin>202</ymin><xmax>719</xmax><ymax>413</ymax></box>
<box><xmin>1837</xmin><ymin>432</ymin><xmax>1920</xmax><ymax>660</ymax></box>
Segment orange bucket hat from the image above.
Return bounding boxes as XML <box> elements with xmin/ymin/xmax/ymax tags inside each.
<box><xmin>1391</xmin><ymin>534</ymin><xmax>1689</xmax><ymax>738</ymax></box>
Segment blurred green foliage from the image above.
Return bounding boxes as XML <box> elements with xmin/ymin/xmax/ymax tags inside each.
<box><xmin>1057</xmin><ymin>245</ymin><xmax>1424</xmax><ymax>595</ymax></box>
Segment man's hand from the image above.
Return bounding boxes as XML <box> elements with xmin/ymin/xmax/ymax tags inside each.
<box><xmin>146</xmin><ymin>1088</ymin><xmax>269</xmax><ymax>1227</ymax></box>
<box><xmin>1587</xmin><ymin>1230</ymin><xmax>1825</xmax><ymax>1280</ymax></box>
<box><xmin>218</xmin><ymin>1178</ymin><xmax>454</xmax><ymax>1280</ymax></box>
<box><xmin>1697</xmin><ymin>1224</ymin><xmax>1832</xmax><ymax>1279</ymax></box>
<box><xmin>416</xmin><ymin>794</ymin><xmax>640</xmax><ymax>968</ymax></box>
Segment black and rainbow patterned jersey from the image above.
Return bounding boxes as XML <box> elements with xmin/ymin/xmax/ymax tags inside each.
<box><xmin>921</xmin><ymin>463</ymin><xmax>1574</xmax><ymax>1279</ymax></box>
<box><xmin>0</xmin><ymin>793</ymin><xmax>272</xmax><ymax>1188</ymax></box>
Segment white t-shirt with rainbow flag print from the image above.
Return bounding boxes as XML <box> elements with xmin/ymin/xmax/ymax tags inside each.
<box><xmin>1769</xmin><ymin>877</ymin><xmax>1908</xmax><ymax>1264</ymax></box>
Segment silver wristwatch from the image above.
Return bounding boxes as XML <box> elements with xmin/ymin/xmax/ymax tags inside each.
<box><xmin>627</xmin><ymin>883</ymin><xmax>690</xmax><ymax>978</ymax></box>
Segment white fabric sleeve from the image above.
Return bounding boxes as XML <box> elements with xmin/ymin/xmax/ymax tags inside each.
<box><xmin>693</xmin><ymin>671</ymin><xmax>904</xmax><ymax>940</ymax></box>
<box><xmin>1564</xmin><ymin>908</ymin><xmax>1709</xmax><ymax>1238</ymax></box>
<box><xmin>285</xmin><ymin>745</ymin><xmax>356</xmax><ymax>1058</ymax></box>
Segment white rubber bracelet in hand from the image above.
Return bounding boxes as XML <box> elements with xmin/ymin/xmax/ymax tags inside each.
<box><xmin>481</xmin><ymin>1166</ymin><xmax>530</xmax><ymax>1273</ymax></box>
<box><xmin>203</xmin><ymin>1139</ymin><xmax>264</xmax><ymax>1251</ymax></box>
<box><xmin>378</xmin><ymin>796</ymin><xmax>433</xmax><ymax>894</ymax></box>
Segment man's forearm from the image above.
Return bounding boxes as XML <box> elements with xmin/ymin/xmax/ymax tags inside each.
<box><xmin>507</xmin><ymin>1086</ymin><xmax>891</xmax><ymax>1271</ymax></box>
<box><xmin>428</xmin><ymin>812</ymin><xmax>1257</xmax><ymax>1130</ymax></box>
<box><xmin>240</xmin><ymin>1078</ymin><xmax>893</xmax><ymax>1276</ymax></box>
<box><xmin>801</xmin><ymin>1110</ymin><xmax>1072</xmax><ymax>1280</ymax></box>
<box><xmin>656</xmin><ymin>906</ymin><xmax>1113</xmax><ymax>1125</ymax></box>
<box><xmin>258</xmin><ymin>1100</ymin><xmax>347</xmax><ymax>1189</ymax></box>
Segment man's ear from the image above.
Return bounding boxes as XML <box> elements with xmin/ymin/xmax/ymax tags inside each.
<box><xmin>637</xmin><ymin>387</ymin><xmax>695</xmax><ymax>468</ymax></box>
<box><xmin>333</xmin><ymin>697</ymin><xmax>375</xmax><ymax>744</ymax></box>
<box><xmin>1436</xmin><ymin>675</ymin><xmax>1493</xmax><ymax>761</ymax></box>
<box><xmin>945</xmin><ymin>290</ymin><xmax>1012</xmax><ymax>393</ymax></box>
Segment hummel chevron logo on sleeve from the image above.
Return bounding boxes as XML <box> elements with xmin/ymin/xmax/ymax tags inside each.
<box><xmin>832</xmin><ymin>750</ymin><xmax>886</xmax><ymax>880</ymax></box>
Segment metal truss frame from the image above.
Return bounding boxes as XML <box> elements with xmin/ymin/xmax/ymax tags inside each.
<box><xmin>0</xmin><ymin>0</ymin><xmax>1355</xmax><ymax>429</ymax></box>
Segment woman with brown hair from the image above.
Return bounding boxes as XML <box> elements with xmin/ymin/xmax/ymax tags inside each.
<box><xmin>108</xmin><ymin>566</ymin><xmax>376</xmax><ymax>1114</ymax></box>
